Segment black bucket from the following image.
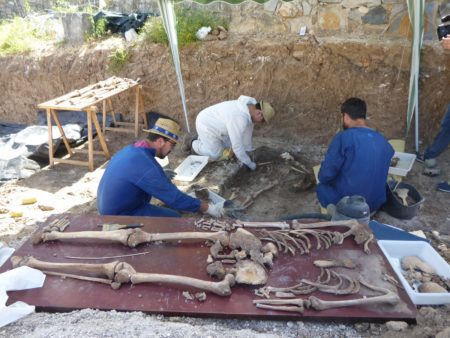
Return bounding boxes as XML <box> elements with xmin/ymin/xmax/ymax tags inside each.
<box><xmin>382</xmin><ymin>181</ymin><xmax>425</xmax><ymax>219</ymax></box>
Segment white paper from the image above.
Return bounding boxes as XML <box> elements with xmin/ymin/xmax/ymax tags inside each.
<box><xmin>0</xmin><ymin>243</ymin><xmax>15</xmax><ymax>268</ymax></box>
<box><xmin>0</xmin><ymin>266</ymin><xmax>46</xmax><ymax>328</ymax></box>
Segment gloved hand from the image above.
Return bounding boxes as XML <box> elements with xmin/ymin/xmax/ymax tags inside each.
<box><xmin>164</xmin><ymin>169</ymin><xmax>177</xmax><ymax>180</ymax></box>
<box><xmin>206</xmin><ymin>203</ymin><xmax>225</xmax><ymax>218</ymax></box>
<box><xmin>245</xmin><ymin>161</ymin><xmax>257</xmax><ymax>171</ymax></box>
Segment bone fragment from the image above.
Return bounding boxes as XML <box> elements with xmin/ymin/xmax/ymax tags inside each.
<box><xmin>313</xmin><ymin>259</ymin><xmax>356</xmax><ymax>269</ymax></box>
<box><xmin>230</xmin><ymin>260</ymin><xmax>268</xmax><ymax>285</ymax></box>
<box><xmin>401</xmin><ymin>256</ymin><xmax>436</xmax><ymax>274</ymax></box>
<box><xmin>419</xmin><ymin>282</ymin><xmax>447</xmax><ymax>293</ymax></box>
<box><xmin>182</xmin><ymin>291</ymin><xmax>194</xmax><ymax>300</ymax></box>
<box><xmin>207</xmin><ymin>261</ymin><xmax>227</xmax><ymax>280</ymax></box>
<box><xmin>195</xmin><ymin>292</ymin><xmax>207</xmax><ymax>301</ymax></box>
<box><xmin>240</xmin><ymin>181</ymin><xmax>278</xmax><ymax>209</ymax></box>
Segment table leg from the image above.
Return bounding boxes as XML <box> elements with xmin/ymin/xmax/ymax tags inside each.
<box><xmin>139</xmin><ymin>86</ymin><xmax>148</xmax><ymax>129</ymax></box>
<box><xmin>47</xmin><ymin>109</ymin><xmax>54</xmax><ymax>168</ymax></box>
<box><xmin>135</xmin><ymin>86</ymin><xmax>140</xmax><ymax>137</ymax></box>
<box><xmin>50</xmin><ymin>109</ymin><xmax>73</xmax><ymax>156</ymax></box>
<box><xmin>102</xmin><ymin>100</ymin><xmax>106</xmax><ymax>133</ymax></box>
<box><xmin>92</xmin><ymin>110</ymin><xmax>111</xmax><ymax>159</ymax></box>
<box><xmin>87</xmin><ymin>108</ymin><xmax>94</xmax><ymax>171</ymax></box>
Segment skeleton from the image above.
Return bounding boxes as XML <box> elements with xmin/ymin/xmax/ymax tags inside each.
<box><xmin>11</xmin><ymin>256</ymin><xmax>235</xmax><ymax>296</ymax></box>
<box><xmin>253</xmin><ymin>277</ymin><xmax>400</xmax><ymax>313</ymax></box>
<box><xmin>32</xmin><ymin>226</ymin><xmax>278</xmax><ymax>287</ymax></box>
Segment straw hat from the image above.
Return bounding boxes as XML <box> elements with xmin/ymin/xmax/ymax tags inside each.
<box><xmin>143</xmin><ymin>118</ymin><xmax>181</xmax><ymax>143</ymax></box>
<box><xmin>260</xmin><ymin>101</ymin><xmax>275</xmax><ymax>123</ymax></box>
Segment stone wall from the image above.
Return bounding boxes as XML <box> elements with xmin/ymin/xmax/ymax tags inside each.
<box><xmin>1</xmin><ymin>0</ymin><xmax>449</xmax><ymax>42</ymax></box>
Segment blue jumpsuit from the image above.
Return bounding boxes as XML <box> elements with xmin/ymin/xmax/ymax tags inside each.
<box><xmin>97</xmin><ymin>145</ymin><xmax>201</xmax><ymax>217</ymax></box>
<box><xmin>317</xmin><ymin>127</ymin><xmax>394</xmax><ymax>212</ymax></box>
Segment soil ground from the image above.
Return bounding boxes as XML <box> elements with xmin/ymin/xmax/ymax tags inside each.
<box><xmin>0</xmin><ymin>129</ymin><xmax>449</xmax><ymax>337</ymax></box>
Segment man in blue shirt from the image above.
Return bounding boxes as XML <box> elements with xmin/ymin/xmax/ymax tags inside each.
<box><xmin>316</xmin><ymin>98</ymin><xmax>394</xmax><ymax>212</ymax></box>
<box><xmin>97</xmin><ymin>117</ymin><xmax>223</xmax><ymax>218</ymax></box>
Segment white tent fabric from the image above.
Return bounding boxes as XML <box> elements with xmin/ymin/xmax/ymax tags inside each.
<box><xmin>157</xmin><ymin>0</ymin><xmax>191</xmax><ymax>133</ymax></box>
<box><xmin>406</xmin><ymin>0</ymin><xmax>424</xmax><ymax>153</ymax></box>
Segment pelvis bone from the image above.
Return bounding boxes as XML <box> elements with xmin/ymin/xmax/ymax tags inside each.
<box><xmin>11</xmin><ymin>256</ymin><xmax>235</xmax><ymax>296</ymax></box>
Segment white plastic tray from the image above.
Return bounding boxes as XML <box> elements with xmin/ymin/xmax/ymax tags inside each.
<box><xmin>188</xmin><ymin>189</ymin><xmax>226</xmax><ymax>206</ymax></box>
<box><xmin>378</xmin><ymin>240</ymin><xmax>450</xmax><ymax>305</ymax></box>
<box><xmin>388</xmin><ymin>152</ymin><xmax>416</xmax><ymax>177</ymax></box>
<box><xmin>174</xmin><ymin>155</ymin><xmax>209</xmax><ymax>182</ymax></box>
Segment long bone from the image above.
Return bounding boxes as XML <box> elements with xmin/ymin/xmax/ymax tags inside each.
<box><xmin>11</xmin><ymin>256</ymin><xmax>235</xmax><ymax>296</ymax></box>
<box><xmin>291</xmin><ymin>220</ymin><xmax>374</xmax><ymax>254</ymax></box>
<box><xmin>253</xmin><ymin>277</ymin><xmax>399</xmax><ymax>312</ymax></box>
<box><xmin>33</xmin><ymin>228</ymin><xmax>230</xmax><ymax>248</ymax></box>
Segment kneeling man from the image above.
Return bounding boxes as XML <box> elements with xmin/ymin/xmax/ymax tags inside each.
<box><xmin>316</xmin><ymin>97</ymin><xmax>394</xmax><ymax>212</ymax></box>
<box><xmin>97</xmin><ymin>117</ymin><xmax>223</xmax><ymax>218</ymax></box>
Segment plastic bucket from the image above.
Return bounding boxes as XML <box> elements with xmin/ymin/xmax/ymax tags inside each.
<box><xmin>382</xmin><ymin>181</ymin><xmax>425</xmax><ymax>219</ymax></box>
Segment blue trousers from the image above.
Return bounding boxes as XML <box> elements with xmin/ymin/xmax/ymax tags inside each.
<box><xmin>424</xmin><ymin>104</ymin><xmax>450</xmax><ymax>160</ymax></box>
<box><xmin>129</xmin><ymin>204</ymin><xmax>181</xmax><ymax>217</ymax></box>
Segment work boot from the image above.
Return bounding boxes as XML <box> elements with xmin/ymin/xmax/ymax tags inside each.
<box><xmin>423</xmin><ymin>158</ymin><xmax>441</xmax><ymax>177</ymax></box>
<box><xmin>182</xmin><ymin>133</ymin><xmax>197</xmax><ymax>152</ymax></box>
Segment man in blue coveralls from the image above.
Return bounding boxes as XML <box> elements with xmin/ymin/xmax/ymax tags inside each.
<box><xmin>316</xmin><ymin>97</ymin><xmax>394</xmax><ymax>212</ymax></box>
<box><xmin>97</xmin><ymin>117</ymin><xmax>224</xmax><ymax>218</ymax></box>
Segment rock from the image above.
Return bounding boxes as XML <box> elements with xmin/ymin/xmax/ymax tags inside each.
<box><xmin>354</xmin><ymin>322</ymin><xmax>370</xmax><ymax>332</ymax></box>
<box><xmin>386</xmin><ymin>321</ymin><xmax>408</xmax><ymax>331</ymax></box>
<box><xmin>436</xmin><ymin>327</ymin><xmax>450</xmax><ymax>338</ymax></box>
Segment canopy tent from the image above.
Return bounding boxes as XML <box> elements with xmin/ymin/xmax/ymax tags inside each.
<box><xmin>156</xmin><ymin>0</ymin><xmax>425</xmax><ymax>145</ymax></box>
<box><xmin>405</xmin><ymin>0</ymin><xmax>425</xmax><ymax>154</ymax></box>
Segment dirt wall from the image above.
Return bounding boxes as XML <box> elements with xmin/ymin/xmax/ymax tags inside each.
<box><xmin>0</xmin><ymin>34</ymin><xmax>449</xmax><ymax>145</ymax></box>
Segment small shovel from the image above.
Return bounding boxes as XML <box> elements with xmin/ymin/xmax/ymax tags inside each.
<box><xmin>395</xmin><ymin>188</ymin><xmax>409</xmax><ymax>206</ymax></box>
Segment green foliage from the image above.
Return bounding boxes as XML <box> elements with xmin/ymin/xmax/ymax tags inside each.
<box><xmin>0</xmin><ymin>17</ymin><xmax>51</xmax><ymax>56</ymax></box>
<box><xmin>51</xmin><ymin>0</ymin><xmax>76</xmax><ymax>13</ymax></box>
<box><xmin>140</xmin><ymin>7</ymin><xmax>229</xmax><ymax>47</ymax></box>
<box><xmin>86</xmin><ymin>17</ymin><xmax>108</xmax><ymax>41</ymax></box>
<box><xmin>108</xmin><ymin>48</ymin><xmax>130</xmax><ymax>73</ymax></box>
<box><xmin>52</xmin><ymin>1</ymin><xmax>95</xmax><ymax>13</ymax></box>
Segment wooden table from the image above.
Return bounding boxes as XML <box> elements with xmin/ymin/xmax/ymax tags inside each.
<box><xmin>0</xmin><ymin>214</ymin><xmax>417</xmax><ymax>321</ymax></box>
<box><xmin>38</xmin><ymin>77</ymin><xmax>147</xmax><ymax>171</ymax></box>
